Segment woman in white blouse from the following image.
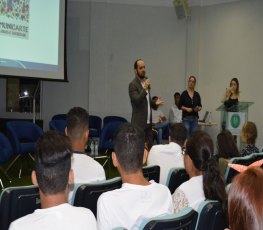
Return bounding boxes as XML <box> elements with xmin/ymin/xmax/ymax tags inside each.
<box><xmin>172</xmin><ymin>130</ymin><xmax>227</xmax><ymax>213</ymax></box>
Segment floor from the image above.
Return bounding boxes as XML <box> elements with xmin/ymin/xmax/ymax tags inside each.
<box><xmin>0</xmin><ymin>152</ymin><xmax>120</xmax><ymax>193</ymax></box>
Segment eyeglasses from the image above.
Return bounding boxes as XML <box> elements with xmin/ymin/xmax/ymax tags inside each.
<box><xmin>181</xmin><ymin>147</ymin><xmax>186</xmax><ymax>155</ymax></box>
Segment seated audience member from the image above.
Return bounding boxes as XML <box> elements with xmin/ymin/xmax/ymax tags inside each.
<box><xmin>66</xmin><ymin>107</ymin><xmax>106</xmax><ymax>201</ymax></box>
<box><xmin>151</xmin><ymin>96</ymin><xmax>169</xmax><ymax>144</ymax></box>
<box><xmin>169</xmin><ymin>92</ymin><xmax>182</xmax><ymax>124</ymax></box>
<box><xmin>97</xmin><ymin>123</ymin><xmax>173</xmax><ymax>230</ymax></box>
<box><xmin>240</xmin><ymin>121</ymin><xmax>259</xmax><ymax>157</ymax></box>
<box><xmin>227</xmin><ymin>167</ymin><xmax>263</xmax><ymax>230</ymax></box>
<box><xmin>147</xmin><ymin>123</ymin><xmax>187</xmax><ymax>185</ymax></box>
<box><xmin>217</xmin><ymin>129</ymin><xmax>240</xmax><ymax>177</ymax></box>
<box><xmin>172</xmin><ymin>130</ymin><xmax>227</xmax><ymax>213</ymax></box>
<box><xmin>9</xmin><ymin>131</ymin><xmax>97</xmax><ymax>230</ymax></box>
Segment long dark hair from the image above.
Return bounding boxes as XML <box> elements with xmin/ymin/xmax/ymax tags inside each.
<box><xmin>230</xmin><ymin>77</ymin><xmax>240</xmax><ymax>96</ymax></box>
<box><xmin>217</xmin><ymin>129</ymin><xmax>240</xmax><ymax>158</ymax></box>
<box><xmin>186</xmin><ymin>131</ymin><xmax>227</xmax><ymax>208</ymax></box>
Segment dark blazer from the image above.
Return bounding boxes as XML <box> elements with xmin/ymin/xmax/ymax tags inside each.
<box><xmin>129</xmin><ymin>77</ymin><xmax>152</xmax><ymax>129</ymax></box>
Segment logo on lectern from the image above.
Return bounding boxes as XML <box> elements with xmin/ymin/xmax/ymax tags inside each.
<box><xmin>231</xmin><ymin>114</ymin><xmax>241</xmax><ymax>128</ymax></box>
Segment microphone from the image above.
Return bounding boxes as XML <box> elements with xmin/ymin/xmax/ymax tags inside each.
<box><xmin>144</xmin><ymin>76</ymin><xmax>151</xmax><ymax>89</ymax></box>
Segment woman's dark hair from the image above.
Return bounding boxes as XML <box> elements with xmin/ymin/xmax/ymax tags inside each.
<box><xmin>186</xmin><ymin>130</ymin><xmax>227</xmax><ymax>208</ymax></box>
<box><xmin>228</xmin><ymin>167</ymin><xmax>263</xmax><ymax>230</ymax></box>
<box><xmin>217</xmin><ymin>129</ymin><xmax>240</xmax><ymax>158</ymax></box>
<box><xmin>230</xmin><ymin>77</ymin><xmax>240</xmax><ymax>95</ymax></box>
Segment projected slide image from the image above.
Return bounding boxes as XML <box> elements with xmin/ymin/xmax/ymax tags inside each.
<box><xmin>0</xmin><ymin>0</ymin><xmax>29</xmax><ymax>39</ymax></box>
<box><xmin>0</xmin><ymin>58</ymin><xmax>58</xmax><ymax>72</ymax></box>
<box><xmin>0</xmin><ymin>0</ymin><xmax>65</xmax><ymax>80</ymax></box>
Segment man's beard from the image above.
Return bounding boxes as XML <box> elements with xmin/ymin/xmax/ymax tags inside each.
<box><xmin>138</xmin><ymin>72</ymin><xmax>146</xmax><ymax>79</ymax></box>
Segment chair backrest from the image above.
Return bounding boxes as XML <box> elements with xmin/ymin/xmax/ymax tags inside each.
<box><xmin>0</xmin><ymin>132</ymin><xmax>13</xmax><ymax>163</ymax></box>
<box><xmin>166</xmin><ymin>168</ymin><xmax>189</xmax><ymax>194</ymax></box>
<box><xmin>224</xmin><ymin>153</ymin><xmax>263</xmax><ymax>184</ymax></box>
<box><xmin>89</xmin><ymin>115</ymin><xmax>102</xmax><ymax>138</ymax></box>
<box><xmin>49</xmin><ymin>119</ymin><xmax>67</xmax><ymax>133</ymax></box>
<box><xmin>195</xmin><ymin>200</ymin><xmax>228</xmax><ymax>230</ymax></box>
<box><xmin>142</xmin><ymin>165</ymin><xmax>160</xmax><ymax>183</ymax></box>
<box><xmin>73</xmin><ymin>177</ymin><xmax>122</xmax><ymax>217</ymax></box>
<box><xmin>51</xmin><ymin>114</ymin><xmax>67</xmax><ymax>120</ymax></box>
<box><xmin>99</xmin><ymin>121</ymin><xmax>127</xmax><ymax>151</ymax></box>
<box><xmin>6</xmin><ymin>121</ymin><xmax>43</xmax><ymax>154</ymax></box>
<box><xmin>139</xmin><ymin>207</ymin><xmax>198</xmax><ymax>230</ymax></box>
<box><xmin>103</xmin><ymin>116</ymin><xmax>127</xmax><ymax>127</ymax></box>
<box><xmin>0</xmin><ymin>185</ymin><xmax>40</xmax><ymax>230</ymax></box>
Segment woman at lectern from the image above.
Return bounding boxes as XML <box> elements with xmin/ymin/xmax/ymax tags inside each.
<box><xmin>223</xmin><ymin>78</ymin><xmax>240</xmax><ymax>108</ymax></box>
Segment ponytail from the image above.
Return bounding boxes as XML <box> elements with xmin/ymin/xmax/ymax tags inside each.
<box><xmin>186</xmin><ymin>131</ymin><xmax>227</xmax><ymax>211</ymax></box>
<box><xmin>203</xmin><ymin>157</ymin><xmax>227</xmax><ymax>210</ymax></box>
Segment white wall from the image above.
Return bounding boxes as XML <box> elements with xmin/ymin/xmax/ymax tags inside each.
<box><xmin>88</xmin><ymin>2</ymin><xmax>188</xmax><ymax>121</ymax></box>
<box><xmin>189</xmin><ymin>0</ymin><xmax>263</xmax><ymax>147</ymax></box>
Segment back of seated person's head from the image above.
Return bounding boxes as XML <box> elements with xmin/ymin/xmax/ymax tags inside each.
<box><xmin>35</xmin><ymin>130</ymin><xmax>72</xmax><ymax>194</ymax></box>
<box><xmin>173</xmin><ymin>92</ymin><xmax>180</xmax><ymax>105</ymax></box>
<box><xmin>185</xmin><ymin>131</ymin><xmax>227</xmax><ymax>207</ymax></box>
<box><xmin>174</xmin><ymin>92</ymin><xmax>180</xmax><ymax>98</ymax></box>
<box><xmin>169</xmin><ymin>123</ymin><xmax>187</xmax><ymax>147</ymax></box>
<box><xmin>241</xmin><ymin>121</ymin><xmax>257</xmax><ymax>145</ymax></box>
<box><xmin>151</xmin><ymin>96</ymin><xmax>158</xmax><ymax>110</ymax></box>
<box><xmin>217</xmin><ymin>129</ymin><xmax>239</xmax><ymax>158</ymax></box>
<box><xmin>66</xmin><ymin>107</ymin><xmax>89</xmax><ymax>141</ymax></box>
<box><xmin>113</xmin><ymin>123</ymin><xmax>145</xmax><ymax>174</ymax></box>
<box><xmin>228</xmin><ymin>167</ymin><xmax>263</xmax><ymax>230</ymax></box>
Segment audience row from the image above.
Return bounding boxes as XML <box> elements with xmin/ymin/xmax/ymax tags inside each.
<box><xmin>5</xmin><ymin>106</ymin><xmax>263</xmax><ymax>230</ymax></box>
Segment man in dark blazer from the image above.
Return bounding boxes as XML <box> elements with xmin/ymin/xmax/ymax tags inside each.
<box><xmin>128</xmin><ymin>59</ymin><xmax>162</xmax><ymax>149</ymax></box>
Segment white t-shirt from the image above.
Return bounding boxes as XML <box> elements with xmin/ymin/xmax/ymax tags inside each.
<box><xmin>69</xmin><ymin>153</ymin><xmax>106</xmax><ymax>202</ymax></box>
<box><xmin>97</xmin><ymin>181</ymin><xmax>173</xmax><ymax>230</ymax></box>
<box><xmin>71</xmin><ymin>153</ymin><xmax>106</xmax><ymax>183</ymax></box>
<box><xmin>169</xmin><ymin>105</ymin><xmax>182</xmax><ymax>123</ymax></box>
<box><xmin>172</xmin><ymin>175</ymin><xmax>205</xmax><ymax>213</ymax></box>
<box><xmin>147</xmin><ymin>142</ymin><xmax>184</xmax><ymax>185</ymax></box>
<box><xmin>9</xmin><ymin>203</ymin><xmax>97</xmax><ymax>230</ymax></box>
<box><xmin>152</xmin><ymin>109</ymin><xmax>164</xmax><ymax>124</ymax></box>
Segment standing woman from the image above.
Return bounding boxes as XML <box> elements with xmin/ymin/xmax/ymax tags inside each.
<box><xmin>223</xmin><ymin>78</ymin><xmax>240</xmax><ymax>108</ymax></box>
<box><xmin>180</xmin><ymin>76</ymin><xmax>202</xmax><ymax>136</ymax></box>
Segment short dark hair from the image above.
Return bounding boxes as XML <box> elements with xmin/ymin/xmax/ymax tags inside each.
<box><xmin>186</xmin><ymin>131</ymin><xmax>227</xmax><ymax>208</ymax></box>
<box><xmin>134</xmin><ymin>59</ymin><xmax>142</xmax><ymax>70</ymax></box>
<box><xmin>228</xmin><ymin>167</ymin><xmax>263</xmax><ymax>230</ymax></box>
<box><xmin>113</xmin><ymin>123</ymin><xmax>145</xmax><ymax>173</ymax></box>
<box><xmin>217</xmin><ymin>129</ymin><xmax>240</xmax><ymax>158</ymax></box>
<box><xmin>151</xmin><ymin>96</ymin><xmax>158</xmax><ymax>110</ymax></box>
<box><xmin>66</xmin><ymin>107</ymin><xmax>89</xmax><ymax>140</ymax></box>
<box><xmin>169</xmin><ymin>123</ymin><xmax>187</xmax><ymax>147</ymax></box>
<box><xmin>174</xmin><ymin>92</ymin><xmax>180</xmax><ymax>97</ymax></box>
<box><xmin>35</xmin><ymin>130</ymin><xmax>72</xmax><ymax>194</ymax></box>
